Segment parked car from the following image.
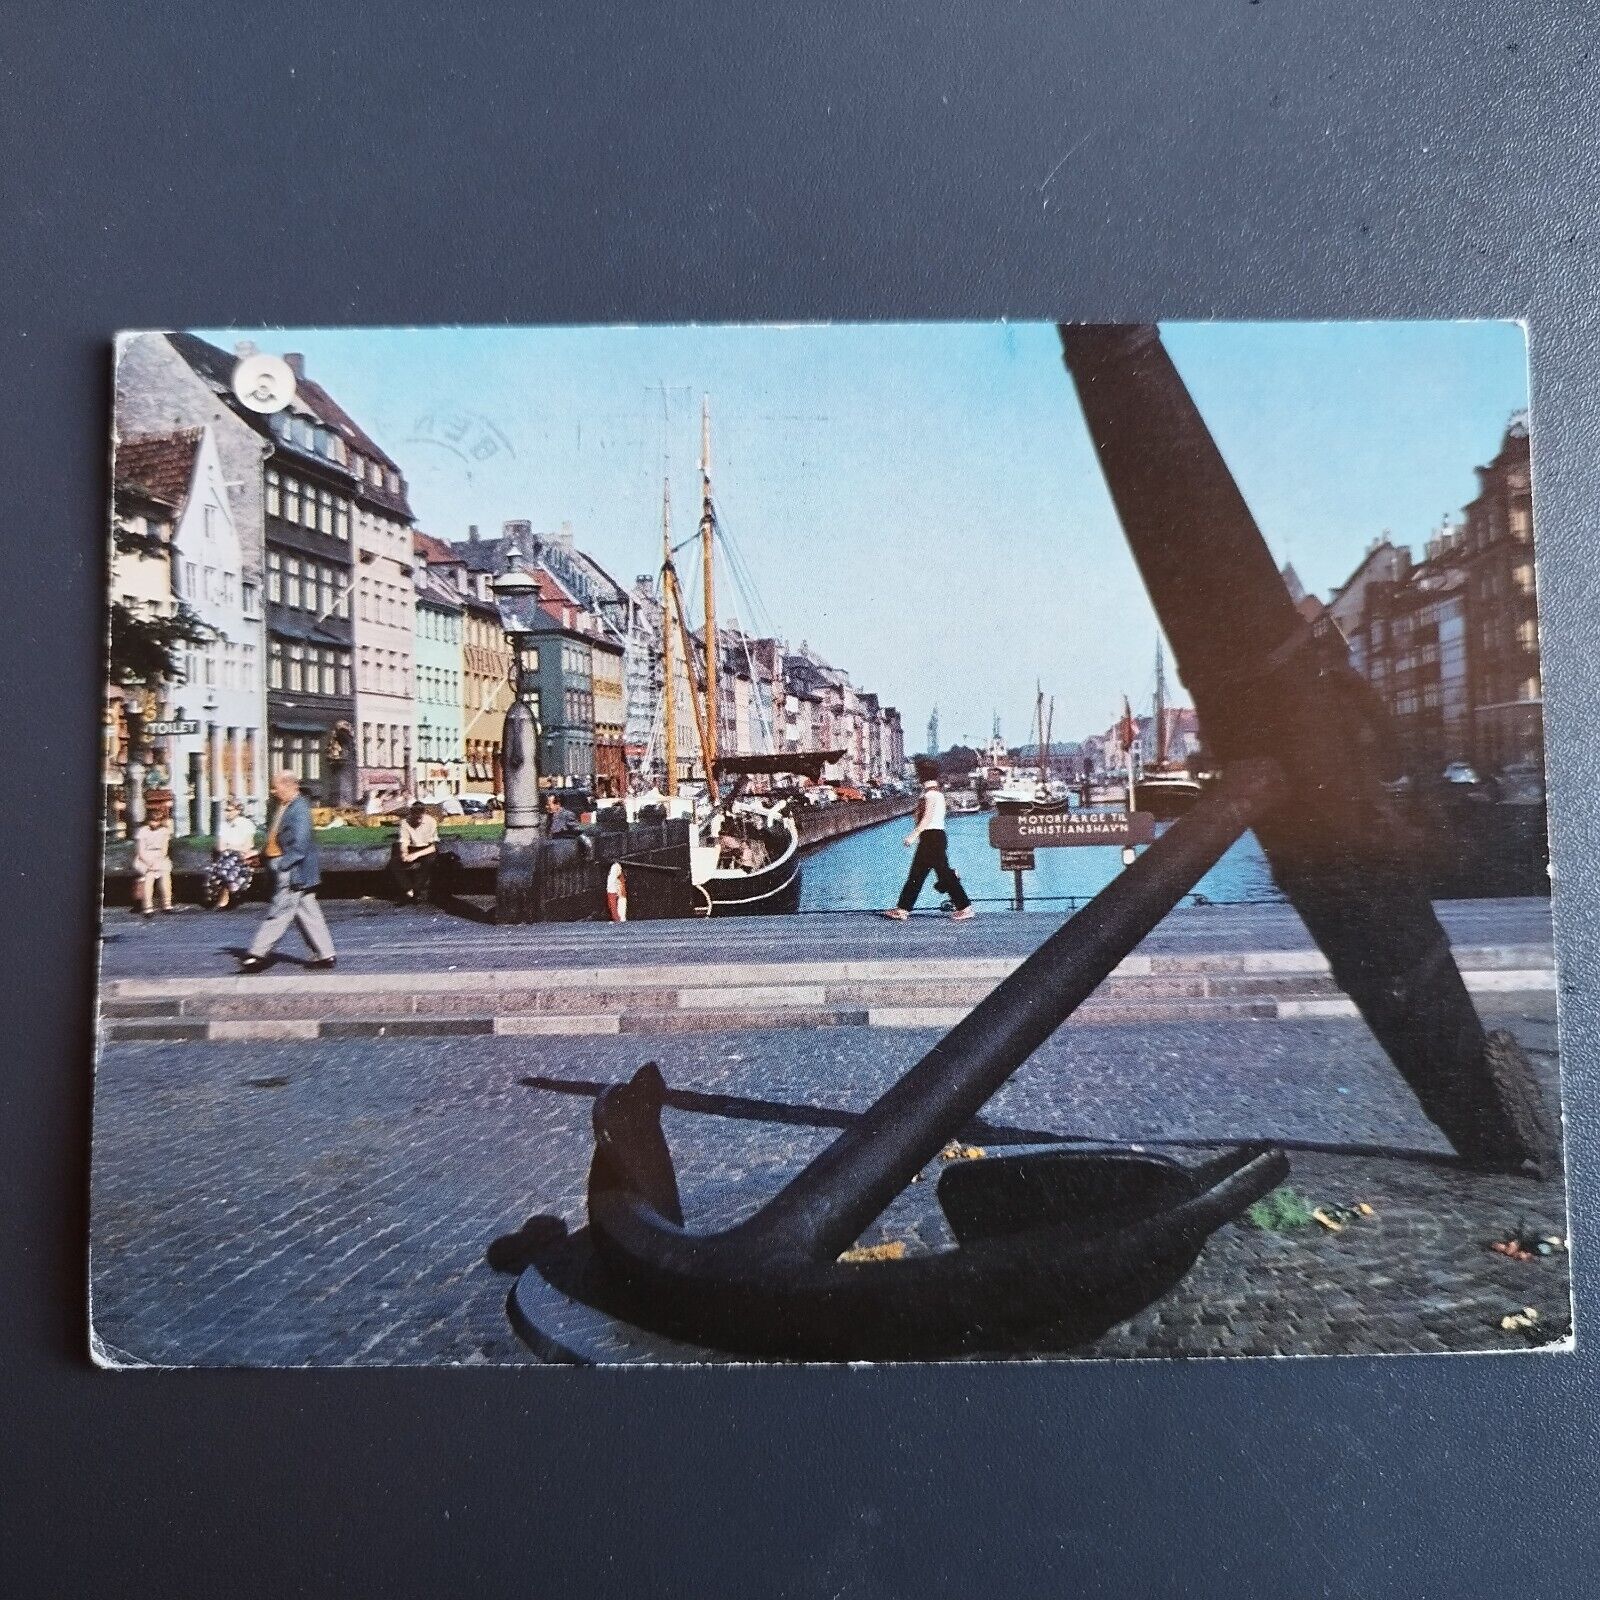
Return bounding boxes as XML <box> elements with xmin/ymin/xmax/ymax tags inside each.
<box><xmin>1442</xmin><ymin>761</ymin><xmax>1481</xmax><ymax>786</ymax></box>
<box><xmin>458</xmin><ymin>795</ymin><xmax>496</xmax><ymax>817</ymax></box>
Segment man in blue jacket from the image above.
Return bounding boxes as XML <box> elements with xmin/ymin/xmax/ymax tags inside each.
<box><xmin>239</xmin><ymin>769</ymin><xmax>337</xmax><ymax>972</ymax></box>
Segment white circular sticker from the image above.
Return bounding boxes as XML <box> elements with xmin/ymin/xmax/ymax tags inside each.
<box><xmin>232</xmin><ymin>353</ymin><xmax>297</xmax><ymax>414</ymax></box>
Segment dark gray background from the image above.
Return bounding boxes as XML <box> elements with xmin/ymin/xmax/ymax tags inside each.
<box><xmin>4</xmin><ymin>3</ymin><xmax>1597</xmax><ymax>1595</ymax></box>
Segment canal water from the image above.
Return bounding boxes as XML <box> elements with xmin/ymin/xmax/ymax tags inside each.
<box><xmin>800</xmin><ymin>810</ymin><xmax>1283</xmax><ymax>913</ymax></box>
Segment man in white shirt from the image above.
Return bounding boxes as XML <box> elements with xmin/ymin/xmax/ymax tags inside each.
<box><xmin>395</xmin><ymin>801</ymin><xmax>440</xmax><ymax>904</ymax></box>
<box><xmin>882</xmin><ymin>759</ymin><xmax>974</xmax><ymax>921</ymax></box>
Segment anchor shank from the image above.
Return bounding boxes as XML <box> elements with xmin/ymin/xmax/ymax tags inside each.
<box><xmin>728</xmin><ymin>757</ymin><xmax>1284</xmax><ymax>1262</ymax></box>
<box><xmin>1058</xmin><ymin>322</ymin><xmax>1546</xmax><ymax>1172</ymax></box>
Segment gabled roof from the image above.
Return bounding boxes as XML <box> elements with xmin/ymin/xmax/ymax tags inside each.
<box><xmin>116</xmin><ymin>428</ymin><xmax>203</xmax><ymax>511</ymax></box>
<box><xmin>447</xmin><ymin>534</ymin><xmax>510</xmax><ymax>574</ymax></box>
<box><xmin>165</xmin><ymin>331</ymin><xmax>411</xmax><ymax>516</ymax></box>
<box><xmin>293</xmin><ymin>374</ymin><xmax>413</xmax><ymax>519</ymax></box>
<box><xmin>165</xmin><ymin>331</ymin><xmax>246</xmax><ymax>396</ymax></box>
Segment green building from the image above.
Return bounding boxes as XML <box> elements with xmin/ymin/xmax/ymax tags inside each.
<box><xmin>413</xmin><ymin>562</ymin><xmax>465</xmax><ymax>795</ymax></box>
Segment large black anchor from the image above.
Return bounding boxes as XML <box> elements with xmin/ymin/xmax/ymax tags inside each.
<box><xmin>510</xmin><ymin>324</ymin><xmax>1554</xmax><ymax>1362</ymax></box>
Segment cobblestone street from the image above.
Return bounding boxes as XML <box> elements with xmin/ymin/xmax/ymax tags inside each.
<box><xmin>90</xmin><ymin>920</ymin><xmax>1571</xmax><ymax>1363</ymax></box>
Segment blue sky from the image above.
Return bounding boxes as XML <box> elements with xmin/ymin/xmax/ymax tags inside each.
<box><xmin>196</xmin><ymin>321</ymin><xmax>1529</xmax><ymax>749</ymax></box>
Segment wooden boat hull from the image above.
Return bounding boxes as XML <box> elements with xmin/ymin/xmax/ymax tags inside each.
<box><xmin>696</xmin><ymin>825</ymin><xmax>803</xmax><ymax>916</ymax></box>
<box><xmin>1132</xmin><ymin>778</ymin><xmax>1203</xmax><ymax>819</ymax></box>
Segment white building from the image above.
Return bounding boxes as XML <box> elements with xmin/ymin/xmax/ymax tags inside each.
<box><xmin>121</xmin><ymin>426</ymin><xmax>266</xmax><ymax>830</ymax></box>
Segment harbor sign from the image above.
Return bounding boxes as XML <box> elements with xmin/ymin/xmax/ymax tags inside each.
<box><xmin>988</xmin><ymin>810</ymin><xmax>1157</xmax><ymax>851</ymax></box>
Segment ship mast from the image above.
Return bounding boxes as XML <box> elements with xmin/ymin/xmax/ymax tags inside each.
<box><xmin>1034</xmin><ymin>682</ymin><xmax>1045</xmax><ymax>784</ymax></box>
<box><xmin>1154</xmin><ymin>637</ymin><xmax>1168</xmax><ymax>768</ymax></box>
<box><xmin>700</xmin><ymin>395</ymin><xmax>718</xmax><ymax>779</ymax></box>
<box><xmin>660</xmin><ymin>479</ymin><xmax>677</xmax><ymax>796</ymax></box>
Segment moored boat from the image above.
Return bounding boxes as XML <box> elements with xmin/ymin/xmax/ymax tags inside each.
<box><xmin>1131</xmin><ymin>771</ymin><xmax>1203</xmax><ymax>817</ymax></box>
<box><xmin>1132</xmin><ymin>640</ymin><xmax>1202</xmax><ymax>817</ymax></box>
<box><xmin>649</xmin><ymin>401</ymin><xmax>833</xmax><ymax>916</ymax></box>
<box><xmin>993</xmin><ymin>686</ymin><xmax>1074</xmax><ymax>814</ymax></box>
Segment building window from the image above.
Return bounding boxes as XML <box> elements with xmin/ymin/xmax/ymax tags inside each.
<box><xmin>266</xmin><ymin>470</ymin><xmax>281</xmax><ymax>517</ymax></box>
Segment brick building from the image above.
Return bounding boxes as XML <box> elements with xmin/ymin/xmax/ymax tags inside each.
<box><xmin>1332</xmin><ymin>417</ymin><xmax>1541</xmax><ymax>781</ymax></box>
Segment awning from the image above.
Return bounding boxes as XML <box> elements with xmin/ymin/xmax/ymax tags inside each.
<box><xmin>714</xmin><ymin>749</ymin><xmax>845</xmax><ymax>781</ymax></box>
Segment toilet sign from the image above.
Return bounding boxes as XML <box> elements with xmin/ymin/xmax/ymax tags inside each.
<box><xmin>143</xmin><ymin>718</ymin><xmax>200</xmax><ymax>737</ymax></box>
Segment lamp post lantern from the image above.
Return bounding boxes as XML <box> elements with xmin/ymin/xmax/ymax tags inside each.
<box><xmin>494</xmin><ymin>550</ymin><xmax>544</xmax><ymax>921</ymax></box>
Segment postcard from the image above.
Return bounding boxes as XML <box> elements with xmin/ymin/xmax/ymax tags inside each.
<box><xmin>91</xmin><ymin>321</ymin><xmax>1568</xmax><ymax>1365</ymax></box>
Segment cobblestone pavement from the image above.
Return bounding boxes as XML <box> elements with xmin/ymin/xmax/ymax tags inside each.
<box><xmin>89</xmin><ymin>995</ymin><xmax>1571</xmax><ymax>1366</ymax></box>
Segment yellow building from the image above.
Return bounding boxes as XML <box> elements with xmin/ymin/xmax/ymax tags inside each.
<box><xmin>591</xmin><ymin>636</ymin><xmax>627</xmax><ymax>795</ymax></box>
<box><xmin>461</xmin><ymin>587</ymin><xmax>512</xmax><ymax>794</ymax></box>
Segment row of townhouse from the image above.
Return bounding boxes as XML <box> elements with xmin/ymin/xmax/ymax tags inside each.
<box><xmin>1316</xmin><ymin>416</ymin><xmax>1542</xmax><ymax>783</ymax></box>
<box><xmin>107</xmin><ymin>336</ymin><xmax>618</xmax><ymax>828</ymax></box>
<box><xmin>427</xmin><ymin>522</ymin><xmax>909</xmax><ymax>792</ymax></box>
<box><xmin>107</xmin><ymin>334</ymin><xmax>906</xmax><ymax>830</ymax></box>
<box><xmin>1080</xmin><ymin>706</ymin><xmax>1202</xmax><ymax>779</ymax></box>
<box><xmin>110</xmin><ymin>334</ymin><xmax>417</xmax><ymax>829</ymax></box>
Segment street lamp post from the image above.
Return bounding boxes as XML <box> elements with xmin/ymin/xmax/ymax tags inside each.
<box><xmin>494</xmin><ymin>551</ymin><xmax>544</xmax><ymax>922</ymax></box>
<box><xmin>124</xmin><ymin>693</ymin><xmax>147</xmax><ymax>835</ymax></box>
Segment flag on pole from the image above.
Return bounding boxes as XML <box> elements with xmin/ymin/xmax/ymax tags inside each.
<box><xmin>1119</xmin><ymin>696</ymin><xmax>1137</xmax><ymax>754</ymax></box>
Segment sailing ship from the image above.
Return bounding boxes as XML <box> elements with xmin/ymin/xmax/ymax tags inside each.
<box><xmin>652</xmin><ymin>398</ymin><xmax>812</xmax><ymax>916</ymax></box>
<box><xmin>1131</xmin><ymin>639</ymin><xmax>1203</xmax><ymax>818</ymax></box>
<box><xmin>993</xmin><ymin>685</ymin><xmax>1075</xmax><ymax>815</ymax></box>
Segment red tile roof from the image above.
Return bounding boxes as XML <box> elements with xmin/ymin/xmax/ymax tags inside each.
<box><xmin>412</xmin><ymin>530</ymin><xmax>459</xmax><ymax>566</ymax></box>
<box><xmin>115</xmin><ymin>429</ymin><xmax>203</xmax><ymax>510</ymax></box>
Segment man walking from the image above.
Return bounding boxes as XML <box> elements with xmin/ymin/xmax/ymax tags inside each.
<box><xmin>881</xmin><ymin>758</ymin><xmax>975</xmax><ymax>921</ymax></box>
<box><xmin>238</xmin><ymin>770</ymin><xmax>337</xmax><ymax>972</ymax></box>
